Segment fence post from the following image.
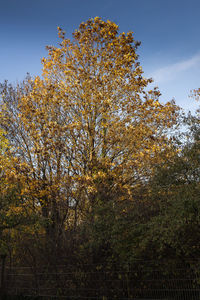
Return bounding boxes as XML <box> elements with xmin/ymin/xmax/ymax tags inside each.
<box><xmin>0</xmin><ymin>254</ymin><xmax>7</xmax><ymax>299</ymax></box>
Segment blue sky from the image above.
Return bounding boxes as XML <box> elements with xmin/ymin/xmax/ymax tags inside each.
<box><xmin>1</xmin><ymin>0</ymin><xmax>200</xmax><ymax>112</ymax></box>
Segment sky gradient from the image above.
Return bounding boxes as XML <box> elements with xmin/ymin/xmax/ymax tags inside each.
<box><xmin>1</xmin><ymin>0</ymin><xmax>200</xmax><ymax>112</ymax></box>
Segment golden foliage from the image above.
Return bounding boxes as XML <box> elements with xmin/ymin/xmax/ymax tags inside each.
<box><xmin>1</xmin><ymin>18</ymin><xmax>180</xmax><ymax>231</ymax></box>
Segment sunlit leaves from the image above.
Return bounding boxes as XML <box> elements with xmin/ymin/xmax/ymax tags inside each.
<box><xmin>0</xmin><ymin>18</ymin><xmax>180</xmax><ymax>236</ymax></box>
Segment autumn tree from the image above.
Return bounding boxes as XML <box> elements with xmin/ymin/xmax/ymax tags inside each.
<box><xmin>0</xmin><ymin>18</ymin><xmax>179</xmax><ymax>245</ymax></box>
<box><xmin>0</xmin><ymin>86</ymin><xmax>44</xmax><ymax>265</ymax></box>
<box><xmin>0</xmin><ymin>126</ymin><xmax>26</xmax><ymax>259</ymax></box>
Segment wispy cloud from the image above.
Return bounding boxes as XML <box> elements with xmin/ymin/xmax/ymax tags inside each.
<box><xmin>150</xmin><ymin>53</ymin><xmax>200</xmax><ymax>83</ymax></box>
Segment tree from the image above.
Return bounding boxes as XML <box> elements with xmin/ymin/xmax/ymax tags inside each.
<box><xmin>0</xmin><ymin>18</ymin><xmax>179</xmax><ymax>245</ymax></box>
<box><xmin>0</xmin><ymin>101</ymin><xmax>42</xmax><ymax>267</ymax></box>
<box><xmin>0</xmin><ymin>127</ymin><xmax>23</xmax><ymax>258</ymax></box>
<box><xmin>136</xmin><ymin>106</ymin><xmax>200</xmax><ymax>266</ymax></box>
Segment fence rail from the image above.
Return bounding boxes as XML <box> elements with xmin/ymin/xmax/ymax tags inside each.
<box><xmin>1</xmin><ymin>260</ymin><xmax>200</xmax><ymax>299</ymax></box>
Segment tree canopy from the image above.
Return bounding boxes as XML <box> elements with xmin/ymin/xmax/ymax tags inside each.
<box><xmin>0</xmin><ymin>17</ymin><xmax>200</xmax><ymax>299</ymax></box>
<box><xmin>0</xmin><ymin>18</ymin><xmax>180</xmax><ymax>242</ymax></box>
